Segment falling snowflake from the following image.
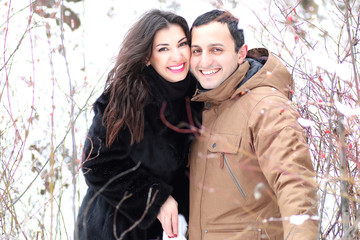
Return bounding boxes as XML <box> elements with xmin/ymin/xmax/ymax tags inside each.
<box><xmin>289</xmin><ymin>215</ymin><xmax>310</xmax><ymax>225</ymax></box>
<box><xmin>254</xmin><ymin>182</ymin><xmax>266</xmax><ymax>200</ymax></box>
<box><xmin>297</xmin><ymin>118</ymin><xmax>315</xmax><ymax>128</ymax></box>
<box><xmin>334</xmin><ymin>101</ymin><xmax>360</xmax><ymax>117</ymax></box>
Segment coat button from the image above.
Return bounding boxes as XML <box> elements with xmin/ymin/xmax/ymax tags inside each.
<box><xmin>212</xmin><ymin>143</ymin><xmax>216</xmax><ymax>148</ymax></box>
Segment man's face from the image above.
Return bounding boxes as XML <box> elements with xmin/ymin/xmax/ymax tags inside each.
<box><xmin>190</xmin><ymin>21</ymin><xmax>247</xmax><ymax>90</ymax></box>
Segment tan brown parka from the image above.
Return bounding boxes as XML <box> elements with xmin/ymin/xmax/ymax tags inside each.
<box><xmin>188</xmin><ymin>48</ymin><xmax>318</xmax><ymax>240</ymax></box>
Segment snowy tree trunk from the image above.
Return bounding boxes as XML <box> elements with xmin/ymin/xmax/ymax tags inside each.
<box><xmin>338</xmin><ymin>114</ymin><xmax>351</xmax><ymax>239</ymax></box>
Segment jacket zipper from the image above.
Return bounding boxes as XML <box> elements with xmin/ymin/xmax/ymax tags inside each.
<box><xmin>222</xmin><ymin>153</ymin><xmax>247</xmax><ymax>198</ymax></box>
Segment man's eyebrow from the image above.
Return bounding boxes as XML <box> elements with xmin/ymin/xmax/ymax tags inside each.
<box><xmin>191</xmin><ymin>43</ymin><xmax>225</xmax><ymax>48</ymax></box>
<box><xmin>208</xmin><ymin>43</ymin><xmax>225</xmax><ymax>47</ymax></box>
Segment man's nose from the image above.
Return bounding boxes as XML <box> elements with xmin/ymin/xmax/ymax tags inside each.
<box><xmin>199</xmin><ymin>52</ymin><xmax>212</xmax><ymax>68</ymax></box>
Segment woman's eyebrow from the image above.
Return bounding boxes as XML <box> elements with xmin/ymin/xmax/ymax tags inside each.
<box><xmin>155</xmin><ymin>37</ymin><xmax>187</xmax><ymax>48</ymax></box>
<box><xmin>178</xmin><ymin>37</ymin><xmax>187</xmax><ymax>43</ymax></box>
<box><xmin>155</xmin><ymin>43</ymin><xmax>169</xmax><ymax>47</ymax></box>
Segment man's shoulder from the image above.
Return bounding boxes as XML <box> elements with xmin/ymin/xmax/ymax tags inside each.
<box><xmin>234</xmin><ymin>86</ymin><xmax>287</xmax><ymax>107</ymax></box>
<box><xmin>231</xmin><ymin>86</ymin><xmax>295</xmax><ymax>124</ymax></box>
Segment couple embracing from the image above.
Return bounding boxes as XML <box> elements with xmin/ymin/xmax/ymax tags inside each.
<box><xmin>76</xmin><ymin>9</ymin><xmax>318</xmax><ymax>240</ymax></box>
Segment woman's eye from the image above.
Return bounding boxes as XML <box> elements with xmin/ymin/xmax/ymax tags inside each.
<box><xmin>159</xmin><ymin>47</ymin><xmax>168</xmax><ymax>52</ymax></box>
<box><xmin>179</xmin><ymin>41</ymin><xmax>188</xmax><ymax>47</ymax></box>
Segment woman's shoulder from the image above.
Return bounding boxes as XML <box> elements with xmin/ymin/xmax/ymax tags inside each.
<box><xmin>92</xmin><ymin>92</ymin><xmax>110</xmax><ymax>115</ymax></box>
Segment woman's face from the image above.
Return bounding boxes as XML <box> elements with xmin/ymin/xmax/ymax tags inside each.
<box><xmin>148</xmin><ymin>24</ymin><xmax>190</xmax><ymax>83</ymax></box>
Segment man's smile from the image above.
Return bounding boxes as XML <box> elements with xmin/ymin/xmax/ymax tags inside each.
<box><xmin>200</xmin><ymin>68</ymin><xmax>221</xmax><ymax>75</ymax></box>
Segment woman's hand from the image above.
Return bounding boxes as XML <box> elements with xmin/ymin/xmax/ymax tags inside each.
<box><xmin>157</xmin><ymin>195</ymin><xmax>178</xmax><ymax>238</ymax></box>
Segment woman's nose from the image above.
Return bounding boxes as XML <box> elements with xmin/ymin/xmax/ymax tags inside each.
<box><xmin>171</xmin><ymin>49</ymin><xmax>182</xmax><ymax>62</ymax></box>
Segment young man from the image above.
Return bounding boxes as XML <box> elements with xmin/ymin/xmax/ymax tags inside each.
<box><xmin>188</xmin><ymin>10</ymin><xmax>318</xmax><ymax>240</ymax></box>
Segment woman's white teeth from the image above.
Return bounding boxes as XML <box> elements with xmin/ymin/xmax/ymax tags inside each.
<box><xmin>169</xmin><ymin>64</ymin><xmax>184</xmax><ymax>70</ymax></box>
<box><xmin>202</xmin><ymin>69</ymin><xmax>219</xmax><ymax>75</ymax></box>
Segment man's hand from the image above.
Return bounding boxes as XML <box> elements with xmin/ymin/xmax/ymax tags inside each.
<box><xmin>157</xmin><ymin>195</ymin><xmax>178</xmax><ymax>238</ymax></box>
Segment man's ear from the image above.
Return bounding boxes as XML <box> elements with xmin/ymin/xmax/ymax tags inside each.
<box><xmin>237</xmin><ymin>44</ymin><xmax>248</xmax><ymax>64</ymax></box>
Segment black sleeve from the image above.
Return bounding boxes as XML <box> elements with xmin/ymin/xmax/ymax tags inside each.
<box><xmin>81</xmin><ymin>95</ymin><xmax>172</xmax><ymax>229</ymax></box>
<box><xmin>82</xmin><ymin>154</ymin><xmax>172</xmax><ymax>229</ymax></box>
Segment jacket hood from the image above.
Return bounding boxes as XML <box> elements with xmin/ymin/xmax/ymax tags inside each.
<box><xmin>192</xmin><ymin>48</ymin><xmax>294</xmax><ymax>103</ymax></box>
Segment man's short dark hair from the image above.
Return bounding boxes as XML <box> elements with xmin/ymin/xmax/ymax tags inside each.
<box><xmin>191</xmin><ymin>9</ymin><xmax>244</xmax><ymax>52</ymax></box>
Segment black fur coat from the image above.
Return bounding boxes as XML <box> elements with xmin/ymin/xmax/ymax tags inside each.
<box><xmin>76</xmin><ymin>66</ymin><xmax>201</xmax><ymax>240</ymax></box>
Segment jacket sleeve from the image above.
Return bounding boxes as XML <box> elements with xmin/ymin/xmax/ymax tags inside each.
<box><xmin>249</xmin><ymin>95</ymin><xmax>319</xmax><ymax>240</ymax></box>
<box><xmin>81</xmin><ymin>99</ymin><xmax>172</xmax><ymax>230</ymax></box>
<box><xmin>82</xmin><ymin>153</ymin><xmax>172</xmax><ymax>230</ymax></box>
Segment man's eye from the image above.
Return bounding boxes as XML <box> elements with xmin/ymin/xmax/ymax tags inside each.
<box><xmin>212</xmin><ymin>48</ymin><xmax>222</xmax><ymax>53</ymax></box>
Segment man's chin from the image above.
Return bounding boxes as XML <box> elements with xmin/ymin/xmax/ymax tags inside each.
<box><xmin>199</xmin><ymin>82</ymin><xmax>217</xmax><ymax>90</ymax></box>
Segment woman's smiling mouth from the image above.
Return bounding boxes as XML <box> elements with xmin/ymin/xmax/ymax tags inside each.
<box><xmin>168</xmin><ymin>63</ymin><xmax>185</xmax><ymax>73</ymax></box>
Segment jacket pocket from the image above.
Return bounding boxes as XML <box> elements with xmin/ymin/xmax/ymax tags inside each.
<box><xmin>207</xmin><ymin>133</ymin><xmax>241</xmax><ymax>154</ymax></box>
<box><xmin>223</xmin><ymin>153</ymin><xmax>247</xmax><ymax>198</ymax></box>
<box><xmin>207</xmin><ymin>133</ymin><xmax>246</xmax><ymax>198</ymax></box>
<box><xmin>203</xmin><ymin>228</ymin><xmax>262</xmax><ymax>240</ymax></box>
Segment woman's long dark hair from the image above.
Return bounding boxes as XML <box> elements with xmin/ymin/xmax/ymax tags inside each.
<box><xmin>103</xmin><ymin>9</ymin><xmax>190</xmax><ymax>147</ymax></box>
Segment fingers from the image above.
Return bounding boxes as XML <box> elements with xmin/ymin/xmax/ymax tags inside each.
<box><xmin>163</xmin><ymin>209</ymin><xmax>178</xmax><ymax>238</ymax></box>
<box><xmin>157</xmin><ymin>196</ymin><xmax>178</xmax><ymax>238</ymax></box>
<box><xmin>163</xmin><ymin>216</ymin><xmax>173</xmax><ymax>237</ymax></box>
<box><xmin>172</xmin><ymin>211</ymin><xmax>178</xmax><ymax>238</ymax></box>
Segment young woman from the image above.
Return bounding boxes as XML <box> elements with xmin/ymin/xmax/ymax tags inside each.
<box><xmin>76</xmin><ymin>9</ymin><xmax>200</xmax><ymax>240</ymax></box>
